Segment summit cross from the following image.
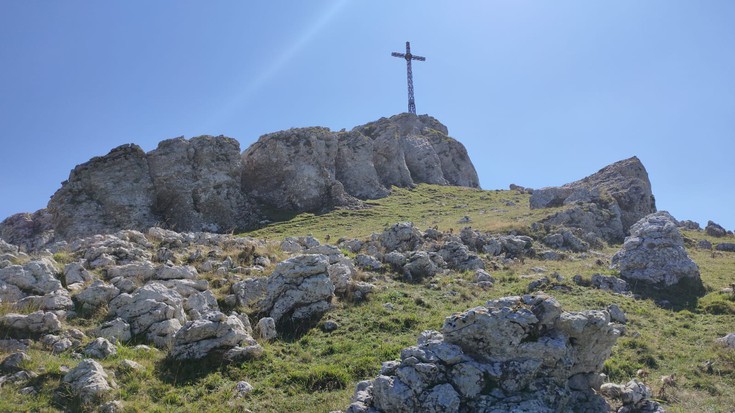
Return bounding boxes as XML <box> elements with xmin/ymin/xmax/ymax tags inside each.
<box><xmin>391</xmin><ymin>41</ymin><xmax>426</xmax><ymax>115</ymax></box>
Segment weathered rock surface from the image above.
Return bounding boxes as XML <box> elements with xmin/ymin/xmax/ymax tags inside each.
<box><xmin>0</xmin><ymin>311</ymin><xmax>62</xmax><ymax>337</ymax></box>
<box><xmin>345</xmin><ymin>294</ymin><xmax>620</xmax><ymax>413</ymax></box>
<box><xmin>256</xmin><ymin>254</ymin><xmax>335</xmax><ymax>329</ymax></box>
<box><xmin>0</xmin><ymin>351</ymin><xmax>30</xmax><ymax>373</ymax></box>
<box><xmin>705</xmin><ymin>220</ymin><xmax>727</xmax><ymax>237</ymax></box>
<box><xmin>62</xmin><ymin>359</ymin><xmax>117</xmax><ymax>405</ymax></box>
<box><xmin>0</xmin><ymin>258</ymin><xmax>62</xmax><ymax>295</ymax></box>
<box><xmin>108</xmin><ymin>282</ymin><xmax>186</xmax><ymax>346</ymax></box>
<box><xmin>611</xmin><ymin>212</ymin><xmax>702</xmax><ymax>289</ymax></box>
<box><xmin>169</xmin><ymin>312</ymin><xmax>261</xmax><ymax>360</ymax></box>
<box><xmin>148</xmin><ymin>136</ymin><xmax>256</xmax><ymax>233</ymax></box>
<box><xmin>531</xmin><ymin>157</ymin><xmax>656</xmax><ymax>243</ymax></box>
<box><xmin>599</xmin><ymin>379</ymin><xmax>665</xmax><ymax>413</ymax></box>
<box><xmin>83</xmin><ymin>337</ymin><xmax>118</xmax><ymax>359</ymax></box>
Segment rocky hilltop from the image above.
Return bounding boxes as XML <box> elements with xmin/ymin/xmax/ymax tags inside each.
<box><xmin>0</xmin><ymin>114</ymin><xmax>478</xmax><ymax>249</ymax></box>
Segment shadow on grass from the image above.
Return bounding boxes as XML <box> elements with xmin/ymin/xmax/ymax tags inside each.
<box><xmin>627</xmin><ymin>277</ymin><xmax>706</xmax><ymax>311</ymax></box>
<box><xmin>155</xmin><ymin>354</ymin><xmax>224</xmax><ymax>385</ymax></box>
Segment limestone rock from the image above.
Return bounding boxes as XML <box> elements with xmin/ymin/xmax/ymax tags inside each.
<box><xmin>232</xmin><ymin>277</ymin><xmax>268</xmax><ymax>308</ymax></box>
<box><xmin>0</xmin><ymin>210</ymin><xmax>54</xmax><ymax>251</ymax></box>
<box><xmin>95</xmin><ymin>318</ymin><xmax>132</xmax><ymax>343</ymax></box>
<box><xmin>0</xmin><ymin>351</ymin><xmax>30</xmax><ymax>373</ymax></box>
<box><xmin>716</xmin><ymin>333</ymin><xmax>735</xmax><ymax>348</ymax></box>
<box><xmin>531</xmin><ymin>157</ymin><xmax>656</xmax><ymax>242</ymax></box>
<box><xmin>705</xmin><ymin>220</ymin><xmax>727</xmax><ymax>237</ymax></box>
<box><xmin>0</xmin><ymin>257</ymin><xmax>62</xmax><ymax>295</ymax></box>
<box><xmin>256</xmin><ymin>254</ymin><xmax>335</xmax><ymax>329</ymax></box>
<box><xmin>148</xmin><ymin>135</ymin><xmax>257</xmax><ymax>233</ymax></box>
<box><xmin>256</xmin><ymin>317</ymin><xmax>277</xmax><ymax>341</ymax></box>
<box><xmin>335</xmin><ymin>131</ymin><xmax>390</xmax><ymax>199</ymax></box>
<box><xmin>169</xmin><ymin>312</ymin><xmax>261</xmax><ymax>360</ymax></box>
<box><xmin>346</xmin><ymin>294</ymin><xmax>619</xmax><ymax>412</ymax></box>
<box><xmin>242</xmin><ymin>127</ymin><xmax>359</xmax><ymax>213</ymax></box>
<box><xmin>402</xmin><ymin>251</ymin><xmax>439</xmax><ymax>281</ymax></box>
<box><xmin>62</xmin><ymin>359</ymin><xmax>117</xmax><ymax>405</ymax></box>
<box><xmin>380</xmin><ymin>222</ymin><xmax>423</xmax><ymax>253</ymax></box>
<box><xmin>599</xmin><ymin>379</ymin><xmax>665</xmax><ymax>413</ymax></box>
<box><xmin>83</xmin><ymin>337</ymin><xmax>118</xmax><ymax>359</ymax></box>
<box><xmin>611</xmin><ymin>211</ymin><xmax>702</xmax><ymax>289</ymax></box>
<box><xmin>48</xmin><ymin>144</ymin><xmax>158</xmax><ymax>239</ymax></box>
<box><xmin>16</xmin><ymin>289</ymin><xmax>73</xmax><ymax>311</ymax></box>
<box><xmin>715</xmin><ymin>242</ymin><xmax>735</xmax><ymax>252</ymax></box>
<box><xmin>75</xmin><ymin>280</ymin><xmax>120</xmax><ymax>310</ymax></box>
<box><xmin>0</xmin><ymin>311</ymin><xmax>62</xmax><ymax>337</ymax></box>
<box><xmin>108</xmin><ymin>282</ymin><xmax>186</xmax><ymax>346</ymax></box>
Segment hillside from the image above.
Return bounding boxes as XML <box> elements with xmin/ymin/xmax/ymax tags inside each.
<box><xmin>1</xmin><ymin>184</ymin><xmax>734</xmax><ymax>412</ymax></box>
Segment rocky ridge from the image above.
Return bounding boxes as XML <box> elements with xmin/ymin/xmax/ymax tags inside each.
<box><xmin>0</xmin><ymin>114</ymin><xmax>478</xmax><ymax>249</ymax></box>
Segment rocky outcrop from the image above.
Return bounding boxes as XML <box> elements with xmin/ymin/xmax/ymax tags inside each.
<box><xmin>147</xmin><ymin>136</ymin><xmax>256</xmax><ymax>233</ymax></box>
<box><xmin>531</xmin><ymin>157</ymin><xmax>656</xmax><ymax>243</ymax></box>
<box><xmin>0</xmin><ymin>311</ymin><xmax>62</xmax><ymax>337</ymax></box>
<box><xmin>169</xmin><ymin>311</ymin><xmax>262</xmax><ymax>361</ymax></box>
<box><xmin>255</xmin><ymin>254</ymin><xmax>335</xmax><ymax>330</ymax></box>
<box><xmin>1</xmin><ymin>114</ymin><xmax>479</xmax><ymax>248</ymax></box>
<box><xmin>611</xmin><ymin>211</ymin><xmax>702</xmax><ymax>290</ymax></box>
<box><xmin>599</xmin><ymin>380</ymin><xmax>665</xmax><ymax>413</ymax></box>
<box><xmin>705</xmin><ymin>220</ymin><xmax>727</xmax><ymax>237</ymax></box>
<box><xmin>346</xmin><ymin>294</ymin><xmax>620</xmax><ymax>413</ymax></box>
<box><xmin>241</xmin><ymin>114</ymin><xmax>478</xmax><ymax>214</ymax></box>
<box><xmin>62</xmin><ymin>359</ymin><xmax>117</xmax><ymax>405</ymax></box>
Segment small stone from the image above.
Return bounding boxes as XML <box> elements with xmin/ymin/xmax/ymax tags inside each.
<box><xmin>256</xmin><ymin>317</ymin><xmax>277</xmax><ymax>341</ymax></box>
<box><xmin>322</xmin><ymin>320</ymin><xmax>340</xmax><ymax>332</ymax></box>
<box><xmin>607</xmin><ymin>304</ymin><xmax>627</xmax><ymax>324</ymax></box>
<box><xmin>235</xmin><ymin>381</ymin><xmax>254</xmax><ymax>398</ymax></box>
<box><xmin>0</xmin><ymin>351</ymin><xmax>31</xmax><ymax>373</ymax></box>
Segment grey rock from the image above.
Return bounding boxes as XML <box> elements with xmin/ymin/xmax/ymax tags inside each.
<box><xmin>348</xmin><ymin>293</ymin><xmax>620</xmax><ymax>412</ymax></box>
<box><xmin>0</xmin><ymin>258</ymin><xmax>62</xmax><ymax>295</ymax></box>
<box><xmin>256</xmin><ymin>317</ymin><xmax>277</xmax><ymax>341</ymax></box>
<box><xmin>531</xmin><ymin>157</ymin><xmax>656</xmax><ymax>242</ymax></box>
<box><xmin>0</xmin><ymin>351</ymin><xmax>30</xmax><ymax>373</ymax></box>
<box><xmin>611</xmin><ymin>211</ymin><xmax>702</xmax><ymax>288</ymax></box>
<box><xmin>232</xmin><ymin>277</ymin><xmax>267</xmax><ymax>308</ymax></box>
<box><xmin>235</xmin><ymin>381</ymin><xmax>254</xmax><ymax>398</ymax></box>
<box><xmin>242</xmin><ymin>127</ymin><xmax>359</xmax><ymax>213</ymax></box>
<box><xmin>0</xmin><ymin>339</ymin><xmax>31</xmax><ymax>352</ymax></box>
<box><xmin>607</xmin><ymin>304</ymin><xmax>627</xmax><ymax>324</ymax></box>
<box><xmin>0</xmin><ymin>210</ymin><xmax>54</xmax><ymax>251</ymax></box>
<box><xmin>678</xmin><ymin>220</ymin><xmax>700</xmax><ymax>230</ymax></box>
<box><xmin>83</xmin><ymin>337</ymin><xmax>117</xmax><ymax>359</ymax></box>
<box><xmin>716</xmin><ymin>333</ymin><xmax>735</xmax><ymax>348</ymax></box>
<box><xmin>16</xmin><ymin>289</ymin><xmax>73</xmax><ymax>311</ymax></box>
<box><xmin>380</xmin><ymin>222</ymin><xmax>423</xmax><ymax>253</ymax></box>
<box><xmin>118</xmin><ymin>359</ymin><xmax>144</xmax><ymax>372</ymax></box>
<box><xmin>0</xmin><ymin>311</ymin><xmax>62</xmax><ymax>337</ymax></box>
<box><xmin>600</xmin><ymin>379</ymin><xmax>664</xmax><ymax>413</ymax></box>
<box><xmin>48</xmin><ymin>144</ymin><xmax>158</xmax><ymax>239</ymax></box>
<box><xmin>335</xmin><ymin>131</ymin><xmax>391</xmax><ymax>199</ymax></box>
<box><xmin>435</xmin><ymin>241</ymin><xmax>484</xmax><ymax>271</ymax></box>
<box><xmin>354</xmin><ymin>254</ymin><xmax>382</xmax><ymax>271</ymax></box>
<box><xmin>99</xmin><ymin>400</ymin><xmax>124</xmax><ymax>413</ymax></box>
<box><xmin>715</xmin><ymin>242</ymin><xmax>735</xmax><ymax>252</ymax></box>
<box><xmin>147</xmin><ymin>319</ymin><xmax>183</xmax><ymax>348</ymax></box>
<box><xmin>155</xmin><ymin>265</ymin><xmax>198</xmax><ymax>280</ymax></box>
<box><xmin>95</xmin><ymin>318</ymin><xmax>132</xmax><ymax>343</ymax></box>
<box><xmin>402</xmin><ymin>251</ymin><xmax>439</xmax><ymax>281</ymax></box>
<box><xmin>62</xmin><ymin>359</ymin><xmax>117</xmax><ymax>404</ymax></box>
<box><xmin>328</xmin><ymin>262</ymin><xmax>374</xmax><ymax>302</ymax></box>
<box><xmin>256</xmin><ymin>254</ymin><xmax>335</xmax><ymax>327</ymax></box>
<box><xmin>64</xmin><ymin>262</ymin><xmax>94</xmax><ymax>286</ymax></box>
<box><xmin>75</xmin><ymin>280</ymin><xmax>120</xmax><ymax>310</ymax></box>
<box><xmin>108</xmin><ymin>282</ymin><xmax>186</xmax><ymax>346</ymax></box>
<box><xmin>147</xmin><ymin>136</ymin><xmax>257</xmax><ymax>233</ymax></box>
<box><xmin>590</xmin><ymin>274</ymin><xmax>630</xmax><ymax>294</ymax></box>
<box><xmin>697</xmin><ymin>239</ymin><xmax>712</xmax><ymax>250</ymax></box>
<box><xmin>169</xmin><ymin>312</ymin><xmax>261</xmax><ymax>360</ymax></box>
<box><xmin>705</xmin><ymin>220</ymin><xmax>727</xmax><ymax>237</ymax></box>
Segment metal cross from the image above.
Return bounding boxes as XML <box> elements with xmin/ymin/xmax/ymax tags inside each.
<box><xmin>392</xmin><ymin>41</ymin><xmax>426</xmax><ymax>114</ymax></box>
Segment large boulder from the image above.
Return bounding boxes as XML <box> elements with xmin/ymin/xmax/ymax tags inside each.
<box><xmin>346</xmin><ymin>294</ymin><xmax>620</xmax><ymax>413</ymax></box>
<box><xmin>0</xmin><ymin>258</ymin><xmax>62</xmax><ymax>295</ymax></box>
<box><xmin>256</xmin><ymin>254</ymin><xmax>335</xmax><ymax>331</ymax></box>
<box><xmin>169</xmin><ymin>311</ymin><xmax>262</xmax><ymax>361</ymax></box>
<box><xmin>611</xmin><ymin>211</ymin><xmax>702</xmax><ymax>290</ymax></box>
<box><xmin>531</xmin><ymin>157</ymin><xmax>656</xmax><ymax>243</ymax></box>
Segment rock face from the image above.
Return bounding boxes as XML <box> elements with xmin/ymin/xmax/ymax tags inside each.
<box><xmin>531</xmin><ymin>157</ymin><xmax>656</xmax><ymax>243</ymax></box>
<box><xmin>346</xmin><ymin>294</ymin><xmax>620</xmax><ymax>413</ymax></box>
<box><xmin>611</xmin><ymin>211</ymin><xmax>702</xmax><ymax>289</ymax></box>
<box><xmin>242</xmin><ymin>114</ymin><xmax>479</xmax><ymax>214</ymax></box>
<box><xmin>147</xmin><ymin>136</ymin><xmax>255</xmax><ymax>233</ymax></box>
<box><xmin>1</xmin><ymin>114</ymin><xmax>479</xmax><ymax>248</ymax></box>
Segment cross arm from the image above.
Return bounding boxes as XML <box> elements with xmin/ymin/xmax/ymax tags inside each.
<box><xmin>412</xmin><ymin>55</ymin><xmax>426</xmax><ymax>61</ymax></box>
<box><xmin>391</xmin><ymin>52</ymin><xmax>406</xmax><ymax>58</ymax></box>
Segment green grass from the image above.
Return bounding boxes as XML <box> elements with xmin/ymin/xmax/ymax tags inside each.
<box><xmin>1</xmin><ymin>185</ymin><xmax>734</xmax><ymax>412</ymax></box>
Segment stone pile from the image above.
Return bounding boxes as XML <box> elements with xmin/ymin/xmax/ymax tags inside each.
<box><xmin>345</xmin><ymin>294</ymin><xmax>627</xmax><ymax>413</ymax></box>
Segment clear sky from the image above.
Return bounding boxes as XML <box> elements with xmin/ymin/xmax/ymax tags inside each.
<box><xmin>1</xmin><ymin>1</ymin><xmax>733</xmax><ymax>230</ymax></box>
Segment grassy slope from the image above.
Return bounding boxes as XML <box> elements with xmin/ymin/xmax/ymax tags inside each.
<box><xmin>1</xmin><ymin>184</ymin><xmax>734</xmax><ymax>412</ymax></box>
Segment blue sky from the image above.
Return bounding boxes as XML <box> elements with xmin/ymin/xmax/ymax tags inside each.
<box><xmin>1</xmin><ymin>1</ymin><xmax>733</xmax><ymax>230</ymax></box>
